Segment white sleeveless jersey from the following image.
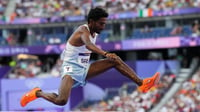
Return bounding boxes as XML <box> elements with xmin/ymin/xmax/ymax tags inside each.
<box><xmin>61</xmin><ymin>24</ymin><xmax>97</xmax><ymax>67</ymax></box>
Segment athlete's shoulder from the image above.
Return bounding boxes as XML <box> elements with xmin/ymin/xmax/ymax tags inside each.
<box><xmin>78</xmin><ymin>24</ymin><xmax>90</xmax><ymax>33</ymax></box>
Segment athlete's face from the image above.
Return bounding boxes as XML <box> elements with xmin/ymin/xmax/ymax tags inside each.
<box><xmin>93</xmin><ymin>17</ymin><xmax>107</xmax><ymax>34</ymax></box>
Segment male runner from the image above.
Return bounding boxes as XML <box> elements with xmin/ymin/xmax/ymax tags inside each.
<box><xmin>20</xmin><ymin>7</ymin><xmax>160</xmax><ymax>107</ymax></box>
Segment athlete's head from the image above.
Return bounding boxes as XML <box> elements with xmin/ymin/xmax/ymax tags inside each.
<box><xmin>87</xmin><ymin>7</ymin><xmax>108</xmax><ymax>34</ymax></box>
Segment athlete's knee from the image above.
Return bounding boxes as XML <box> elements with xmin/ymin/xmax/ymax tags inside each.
<box><xmin>112</xmin><ymin>56</ymin><xmax>123</xmax><ymax>65</ymax></box>
<box><xmin>55</xmin><ymin>98</ymin><xmax>68</xmax><ymax>106</ymax></box>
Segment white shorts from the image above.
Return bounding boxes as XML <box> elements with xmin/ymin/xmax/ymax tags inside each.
<box><xmin>61</xmin><ymin>61</ymin><xmax>90</xmax><ymax>88</ymax></box>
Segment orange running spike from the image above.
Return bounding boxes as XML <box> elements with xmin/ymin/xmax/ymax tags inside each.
<box><xmin>20</xmin><ymin>87</ymin><xmax>41</xmax><ymax>107</ymax></box>
<box><xmin>138</xmin><ymin>72</ymin><xmax>160</xmax><ymax>93</ymax></box>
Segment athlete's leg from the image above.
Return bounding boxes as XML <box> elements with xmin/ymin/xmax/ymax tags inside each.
<box><xmin>37</xmin><ymin>75</ymin><xmax>74</xmax><ymax>106</ymax></box>
<box><xmin>86</xmin><ymin>57</ymin><xmax>143</xmax><ymax>86</ymax></box>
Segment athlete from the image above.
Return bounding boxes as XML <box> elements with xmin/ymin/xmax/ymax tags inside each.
<box><xmin>20</xmin><ymin>7</ymin><xmax>160</xmax><ymax>107</ymax></box>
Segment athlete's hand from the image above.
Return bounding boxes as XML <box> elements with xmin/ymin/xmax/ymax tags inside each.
<box><xmin>105</xmin><ymin>53</ymin><xmax>119</xmax><ymax>61</ymax></box>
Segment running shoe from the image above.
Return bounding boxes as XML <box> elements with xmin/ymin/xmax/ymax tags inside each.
<box><xmin>138</xmin><ymin>72</ymin><xmax>160</xmax><ymax>93</ymax></box>
<box><xmin>20</xmin><ymin>87</ymin><xmax>41</xmax><ymax>107</ymax></box>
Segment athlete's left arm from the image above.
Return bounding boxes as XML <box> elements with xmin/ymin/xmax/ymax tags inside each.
<box><xmin>81</xmin><ymin>28</ymin><xmax>107</xmax><ymax>56</ymax></box>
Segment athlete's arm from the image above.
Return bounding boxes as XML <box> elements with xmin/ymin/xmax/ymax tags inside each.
<box><xmin>80</xmin><ymin>28</ymin><xmax>106</xmax><ymax>56</ymax></box>
<box><xmin>80</xmin><ymin>26</ymin><xmax>119</xmax><ymax>60</ymax></box>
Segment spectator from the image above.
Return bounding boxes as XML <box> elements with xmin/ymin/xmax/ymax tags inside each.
<box><xmin>191</xmin><ymin>20</ymin><xmax>200</xmax><ymax>37</ymax></box>
<box><xmin>12</xmin><ymin>0</ymin><xmax>200</xmax><ymax>18</ymax></box>
<box><xmin>170</xmin><ymin>24</ymin><xmax>183</xmax><ymax>36</ymax></box>
<box><xmin>73</xmin><ymin>6</ymin><xmax>82</xmax><ymax>15</ymax></box>
<box><xmin>75</xmin><ymin>73</ymin><xmax>176</xmax><ymax>112</ymax></box>
<box><xmin>6</xmin><ymin>33</ymin><xmax>17</xmax><ymax>46</ymax></box>
<box><xmin>161</xmin><ymin>68</ymin><xmax>200</xmax><ymax>112</ymax></box>
<box><xmin>50</xmin><ymin>59</ymin><xmax>62</xmax><ymax>77</ymax></box>
<box><xmin>141</xmin><ymin>25</ymin><xmax>152</xmax><ymax>33</ymax></box>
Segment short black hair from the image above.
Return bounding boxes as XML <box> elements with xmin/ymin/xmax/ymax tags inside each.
<box><xmin>87</xmin><ymin>7</ymin><xmax>108</xmax><ymax>23</ymax></box>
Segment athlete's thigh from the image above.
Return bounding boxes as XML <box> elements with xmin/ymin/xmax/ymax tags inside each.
<box><xmin>86</xmin><ymin>59</ymin><xmax>115</xmax><ymax>79</ymax></box>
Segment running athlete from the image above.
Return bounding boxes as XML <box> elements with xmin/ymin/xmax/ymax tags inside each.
<box><xmin>20</xmin><ymin>7</ymin><xmax>160</xmax><ymax>107</ymax></box>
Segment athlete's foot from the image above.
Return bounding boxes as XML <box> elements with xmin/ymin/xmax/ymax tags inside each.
<box><xmin>20</xmin><ymin>87</ymin><xmax>41</xmax><ymax>107</ymax></box>
<box><xmin>138</xmin><ymin>72</ymin><xmax>160</xmax><ymax>93</ymax></box>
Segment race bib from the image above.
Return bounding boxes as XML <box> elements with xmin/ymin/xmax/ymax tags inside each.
<box><xmin>63</xmin><ymin>66</ymin><xmax>73</xmax><ymax>72</ymax></box>
<box><xmin>78</xmin><ymin>53</ymin><xmax>90</xmax><ymax>66</ymax></box>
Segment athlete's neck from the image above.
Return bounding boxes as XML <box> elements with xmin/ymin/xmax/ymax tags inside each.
<box><xmin>87</xmin><ymin>24</ymin><xmax>95</xmax><ymax>38</ymax></box>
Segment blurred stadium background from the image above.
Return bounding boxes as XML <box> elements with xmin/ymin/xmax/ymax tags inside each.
<box><xmin>0</xmin><ymin>0</ymin><xmax>200</xmax><ymax>111</ymax></box>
